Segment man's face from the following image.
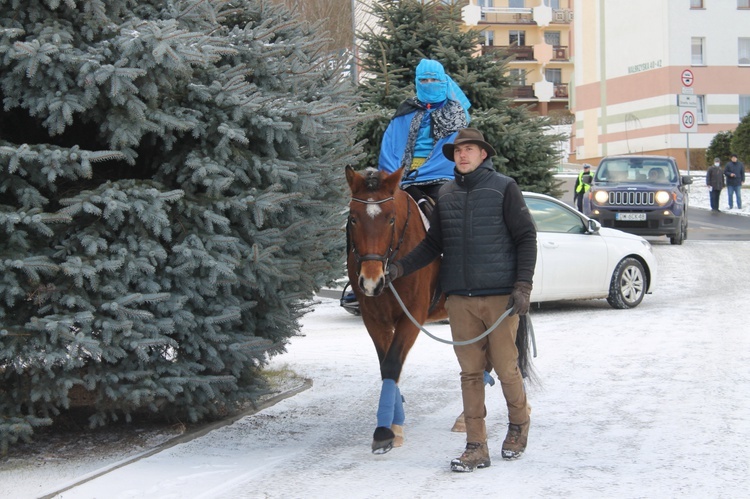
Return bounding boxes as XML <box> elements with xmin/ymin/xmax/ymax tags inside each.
<box><xmin>453</xmin><ymin>143</ymin><xmax>487</xmax><ymax>174</ymax></box>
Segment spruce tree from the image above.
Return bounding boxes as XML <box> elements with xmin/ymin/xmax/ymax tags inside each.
<box><xmin>355</xmin><ymin>0</ymin><xmax>562</xmax><ymax>195</ymax></box>
<box><xmin>0</xmin><ymin>0</ymin><xmax>359</xmax><ymax>450</ymax></box>
<box><xmin>706</xmin><ymin>130</ymin><xmax>733</xmax><ymax>166</ymax></box>
<box><xmin>730</xmin><ymin>114</ymin><xmax>750</xmax><ymax>163</ymax></box>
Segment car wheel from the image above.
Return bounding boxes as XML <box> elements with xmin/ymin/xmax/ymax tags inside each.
<box><xmin>670</xmin><ymin>216</ymin><xmax>687</xmax><ymax>245</ymax></box>
<box><xmin>607</xmin><ymin>257</ymin><xmax>647</xmax><ymax>309</ymax></box>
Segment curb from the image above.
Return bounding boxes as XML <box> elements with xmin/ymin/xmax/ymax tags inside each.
<box><xmin>40</xmin><ymin>378</ymin><xmax>313</xmax><ymax>499</ymax></box>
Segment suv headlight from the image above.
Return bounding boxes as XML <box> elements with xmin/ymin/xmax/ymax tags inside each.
<box><xmin>655</xmin><ymin>190</ymin><xmax>671</xmax><ymax>205</ymax></box>
<box><xmin>594</xmin><ymin>190</ymin><xmax>609</xmax><ymax>204</ymax></box>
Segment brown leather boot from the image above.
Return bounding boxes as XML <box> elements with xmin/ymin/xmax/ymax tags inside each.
<box><xmin>450</xmin><ymin>442</ymin><xmax>491</xmax><ymax>472</ymax></box>
<box><xmin>501</xmin><ymin>418</ymin><xmax>530</xmax><ymax>459</ymax></box>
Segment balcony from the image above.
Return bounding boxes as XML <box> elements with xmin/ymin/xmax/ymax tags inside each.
<box><xmin>478</xmin><ymin>7</ymin><xmax>534</xmax><ymax>25</ymax></box>
<box><xmin>509</xmin><ymin>86</ymin><xmax>535</xmax><ymax>99</ymax></box>
<box><xmin>482</xmin><ymin>44</ymin><xmax>535</xmax><ymax>61</ymax></box>
<box><xmin>552</xmin><ymin>46</ymin><xmax>569</xmax><ymax>61</ymax></box>
<box><xmin>551</xmin><ymin>9</ymin><xmax>573</xmax><ymax>24</ymax></box>
<box><xmin>554</xmin><ymin>83</ymin><xmax>569</xmax><ymax>98</ymax></box>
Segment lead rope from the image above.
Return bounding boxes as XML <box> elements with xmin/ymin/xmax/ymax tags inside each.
<box><xmin>387</xmin><ymin>281</ymin><xmax>519</xmax><ymax>346</ymax></box>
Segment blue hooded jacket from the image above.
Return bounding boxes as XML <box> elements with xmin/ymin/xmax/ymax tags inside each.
<box><xmin>378</xmin><ymin>60</ymin><xmax>471</xmax><ymax>187</ymax></box>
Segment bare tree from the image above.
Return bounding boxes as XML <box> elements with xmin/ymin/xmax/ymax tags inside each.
<box><xmin>273</xmin><ymin>0</ymin><xmax>354</xmax><ymax>53</ymax></box>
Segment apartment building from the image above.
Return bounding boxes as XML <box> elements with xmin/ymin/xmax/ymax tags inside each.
<box><xmin>462</xmin><ymin>0</ymin><xmax>575</xmax><ymax>118</ymax></box>
<box><xmin>572</xmin><ymin>0</ymin><xmax>750</xmax><ymax>169</ymax></box>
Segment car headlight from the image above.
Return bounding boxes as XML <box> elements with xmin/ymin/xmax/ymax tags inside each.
<box><xmin>594</xmin><ymin>190</ymin><xmax>609</xmax><ymax>204</ymax></box>
<box><xmin>655</xmin><ymin>190</ymin><xmax>671</xmax><ymax>205</ymax></box>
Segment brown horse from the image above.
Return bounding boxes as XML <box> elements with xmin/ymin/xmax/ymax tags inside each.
<box><xmin>345</xmin><ymin>165</ymin><xmax>447</xmax><ymax>453</ymax></box>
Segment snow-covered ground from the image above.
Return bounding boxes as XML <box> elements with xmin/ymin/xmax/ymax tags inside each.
<box><xmin>3</xmin><ymin>173</ymin><xmax>749</xmax><ymax>499</ymax></box>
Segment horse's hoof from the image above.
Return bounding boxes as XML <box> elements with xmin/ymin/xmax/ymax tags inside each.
<box><xmin>451</xmin><ymin>412</ymin><xmax>466</xmax><ymax>433</ymax></box>
<box><xmin>391</xmin><ymin>424</ymin><xmax>404</xmax><ymax>447</ymax></box>
<box><xmin>372</xmin><ymin>426</ymin><xmax>395</xmax><ymax>454</ymax></box>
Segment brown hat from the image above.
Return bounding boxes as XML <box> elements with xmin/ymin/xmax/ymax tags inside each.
<box><xmin>442</xmin><ymin>128</ymin><xmax>497</xmax><ymax>162</ymax></box>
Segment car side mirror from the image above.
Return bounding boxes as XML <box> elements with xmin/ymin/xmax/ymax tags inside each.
<box><xmin>681</xmin><ymin>175</ymin><xmax>693</xmax><ymax>185</ymax></box>
<box><xmin>587</xmin><ymin>219</ymin><xmax>601</xmax><ymax>234</ymax></box>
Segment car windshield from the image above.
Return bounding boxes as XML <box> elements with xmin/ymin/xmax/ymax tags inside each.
<box><xmin>525</xmin><ymin>197</ymin><xmax>586</xmax><ymax>234</ymax></box>
<box><xmin>594</xmin><ymin>158</ymin><xmax>677</xmax><ymax>184</ymax></box>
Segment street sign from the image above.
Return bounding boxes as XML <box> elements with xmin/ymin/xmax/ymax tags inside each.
<box><xmin>678</xmin><ymin>94</ymin><xmax>697</xmax><ymax>107</ymax></box>
<box><xmin>679</xmin><ymin>107</ymin><xmax>697</xmax><ymax>133</ymax></box>
<box><xmin>681</xmin><ymin>69</ymin><xmax>694</xmax><ymax>87</ymax></box>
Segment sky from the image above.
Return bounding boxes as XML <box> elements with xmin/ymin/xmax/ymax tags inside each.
<box><xmin>4</xmin><ymin>179</ymin><xmax>750</xmax><ymax>499</ymax></box>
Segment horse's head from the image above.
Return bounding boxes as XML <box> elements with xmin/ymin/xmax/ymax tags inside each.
<box><xmin>345</xmin><ymin>166</ymin><xmax>406</xmax><ymax>297</ymax></box>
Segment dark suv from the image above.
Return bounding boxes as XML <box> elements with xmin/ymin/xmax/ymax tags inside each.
<box><xmin>583</xmin><ymin>155</ymin><xmax>693</xmax><ymax>245</ymax></box>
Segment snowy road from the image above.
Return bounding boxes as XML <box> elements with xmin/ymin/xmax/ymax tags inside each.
<box><xmin>41</xmin><ymin>241</ymin><xmax>750</xmax><ymax>498</ymax></box>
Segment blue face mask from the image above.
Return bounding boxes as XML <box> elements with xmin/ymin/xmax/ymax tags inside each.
<box><xmin>415</xmin><ymin>59</ymin><xmax>448</xmax><ymax>104</ymax></box>
<box><xmin>416</xmin><ymin>79</ymin><xmax>448</xmax><ymax>104</ymax></box>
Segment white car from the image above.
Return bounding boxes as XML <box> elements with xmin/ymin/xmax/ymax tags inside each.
<box><xmin>340</xmin><ymin>192</ymin><xmax>657</xmax><ymax>314</ymax></box>
<box><xmin>524</xmin><ymin>191</ymin><xmax>656</xmax><ymax>308</ymax></box>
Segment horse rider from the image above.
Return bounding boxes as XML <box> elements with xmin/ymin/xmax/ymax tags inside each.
<box><xmin>377</xmin><ymin>58</ymin><xmax>471</xmax><ymax>218</ymax></box>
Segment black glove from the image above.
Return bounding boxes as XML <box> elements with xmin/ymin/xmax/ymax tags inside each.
<box><xmin>506</xmin><ymin>281</ymin><xmax>532</xmax><ymax>316</ymax></box>
<box><xmin>385</xmin><ymin>262</ymin><xmax>403</xmax><ymax>285</ymax></box>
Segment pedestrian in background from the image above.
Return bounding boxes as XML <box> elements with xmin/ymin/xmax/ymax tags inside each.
<box><xmin>724</xmin><ymin>153</ymin><xmax>745</xmax><ymax>210</ymax></box>
<box><xmin>706</xmin><ymin>157</ymin><xmax>725</xmax><ymax>212</ymax></box>
<box><xmin>573</xmin><ymin>163</ymin><xmax>592</xmax><ymax>212</ymax></box>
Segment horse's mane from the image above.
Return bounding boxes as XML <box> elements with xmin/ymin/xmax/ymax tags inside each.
<box><xmin>363</xmin><ymin>167</ymin><xmax>383</xmax><ymax>192</ymax></box>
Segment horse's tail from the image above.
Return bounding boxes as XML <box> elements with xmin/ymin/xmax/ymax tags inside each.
<box><xmin>516</xmin><ymin>315</ymin><xmax>539</xmax><ymax>385</ymax></box>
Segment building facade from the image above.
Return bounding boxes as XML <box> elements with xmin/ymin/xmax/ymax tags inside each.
<box><xmin>572</xmin><ymin>0</ymin><xmax>750</xmax><ymax>169</ymax></box>
<box><xmin>462</xmin><ymin>0</ymin><xmax>574</xmax><ymax>119</ymax></box>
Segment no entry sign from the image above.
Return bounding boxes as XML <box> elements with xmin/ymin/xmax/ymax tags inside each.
<box><xmin>681</xmin><ymin>69</ymin><xmax>694</xmax><ymax>87</ymax></box>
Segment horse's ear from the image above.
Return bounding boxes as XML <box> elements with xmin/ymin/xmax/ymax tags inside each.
<box><xmin>383</xmin><ymin>166</ymin><xmax>405</xmax><ymax>196</ymax></box>
<box><xmin>345</xmin><ymin>165</ymin><xmax>359</xmax><ymax>191</ymax></box>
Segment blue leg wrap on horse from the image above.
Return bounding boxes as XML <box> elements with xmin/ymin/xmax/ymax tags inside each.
<box><xmin>376</xmin><ymin>379</ymin><xmax>398</xmax><ymax>428</ymax></box>
<box><xmin>484</xmin><ymin>370</ymin><xmax>495</xmax><ymax>387</ymax></box>
<box><xmin>393</xmin><ymin>386</ymin><xmax>405</xmax><ymax>426</ymax></box>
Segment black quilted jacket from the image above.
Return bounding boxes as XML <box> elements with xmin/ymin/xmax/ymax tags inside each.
<box><xmin>398</xmin><ymin>160</ymin><xmax>537</xmax><ymax>296</ymax></box>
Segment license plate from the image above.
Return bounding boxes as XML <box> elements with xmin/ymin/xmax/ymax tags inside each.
<box><xmin>616</xmin><ymin>212</ymin><xmax>647</xmax><ymax>221</ymax></box>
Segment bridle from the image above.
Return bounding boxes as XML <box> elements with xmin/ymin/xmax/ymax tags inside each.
<box><xmin>347</xmin><ymin>194</ymin><xmax>412</xmax><ymax>275</ymax></box>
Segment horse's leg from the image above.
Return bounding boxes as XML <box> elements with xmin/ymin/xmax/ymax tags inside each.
<box><xmin>392</xmin><ymin>384</ymin><xmax>404</xmax><ymax>447</ymax></box>
<box><xmin>371</xmin><ymin>316</ymin><xmax>421</xmax><ymax>453</ymax></box>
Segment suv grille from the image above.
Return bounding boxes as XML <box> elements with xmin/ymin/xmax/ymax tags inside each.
<box><xmin>609</xmin><ymin>191</ymin><xmax>655</xmax><ymax>206</ymax></box>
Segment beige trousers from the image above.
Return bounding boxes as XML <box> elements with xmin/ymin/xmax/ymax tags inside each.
<box><xmin>446</xmin><ymin>294</ymin><xmax>531</xmax><ymax>444</ymax></box>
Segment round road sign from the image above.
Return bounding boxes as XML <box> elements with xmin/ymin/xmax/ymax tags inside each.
<box><xmin>681</xmin><ymin>69</ymin><xmax>694</xmax><ymax>87</ymax></box>
<box><xmin>681</xmin><ymin>109</ymin><xmax>696</xmax><ymax>131</ymax></box>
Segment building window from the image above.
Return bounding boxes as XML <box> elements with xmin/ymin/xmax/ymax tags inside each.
<box><xmin>545</xmin><ymin>31</ymin><xmax>561</xmax><ymax>47</ymax></box>
<box><xmin>696</xmin><ymin>95</ymin><xmax>706</xmax><ymax>123</ymax></box>
<box><xmin>544</xmin><ymin>0</ymin><xmax>560</xmax><ymax>8</ymax></box>
<box><xmin>740</xmin><ymin>96</ymin><xmax>750</xmax><ymax>118</ymax></box>
<box><xmin>479</xmin><ymin>0</ymin><xmax>493</xmax><ymax>20</ymax></box>
<box><xmin>509</xmin><ymin>69</ymin><xmax>527</xmax><ymax>86</ymax></box>
<box><xmin>739</xmin><ymin>38</ymin><xmax>750</xmax><ymax>64</ymax></box>
<box><xmin>691</xmin><ymin>37</ymin><xmax>705</xmax><ymax>65</ymax></box>
<box><xmin>545</xmin><ymin>68</ymin><xmax>562</xmax><ymax>84</ymax></box>
<box><xmin>690</xmin><ymin>0</ymin><xmax>703</xmax><ymax>8</ymax></box>
<box><xmin>510</xmin><ymin>0</ymin><xmax>525</xmax><ymax>8</ymax></box>
<box><xmin>510</xmin><ymin>30</ymin><xmax>526</xmax><ymax>46</ymax></box>
<box><xmin>481</xmin><ymin>30</ymin><xmax>495</xmax><ymax>46</ymax></box>
<box><xmin>739</xmin><ymin>0</ymin><xmax>750</xmax><ymax>9</ymax></box>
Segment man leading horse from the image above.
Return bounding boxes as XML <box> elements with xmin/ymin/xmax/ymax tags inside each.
<box><xmin>387</xmin><ymin>128</ymin><xmax>538</xmax><ymax>472</ymax></box>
